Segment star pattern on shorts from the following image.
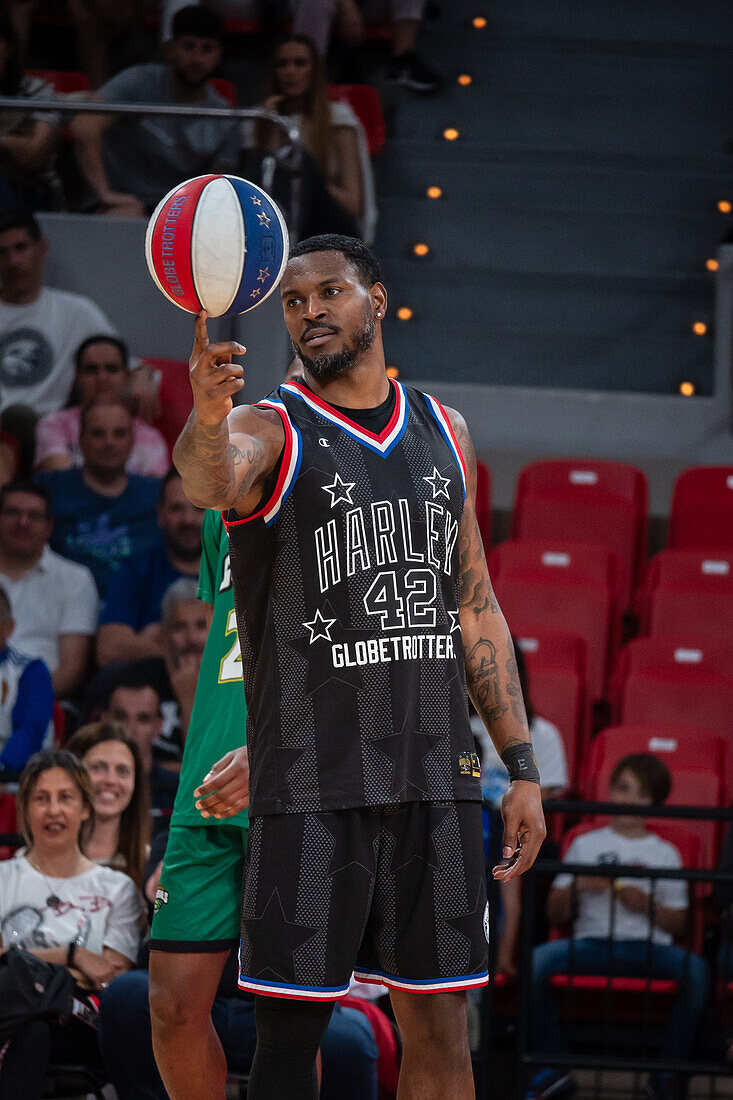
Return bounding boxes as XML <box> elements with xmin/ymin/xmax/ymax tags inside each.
<box><xmin>302</xmin><ymin>607</ymin><xmax>337</xmax><ymax>643</ymax></box>
<box><xmin>442</xmin><ymin>880</ymin><xmax>489</xmax><ymax>977</ymax></box>
<box><xmin>257</xmin><ymin>266</ymin><xmax>270</xmax><ymax>283</ymax></box>
<box><xmin>250</xmin><ymin>195</ymin><xmax>262</xmax><ymax>206</ymax></box>
<box><xmin>321</xmin><ymin>472</ymin><xmax>356</xmax><ymax>508</ymax></box>
<box><xmin>243</xmin><ymin>888</ymin><xmax>320</xmax><ymax>981</ymax></box>
<box><xmin>447</xmin><ymin>609</ymin><xmax>461</xmax><ymax>633</ymax></box>
<box><xmin>423</xmin><ymin>465</ymin><xmax>451</xmax><ymax>500</ymax></box>
<box><xmin>250</xmin><ymin>288</ymin><xmax>261</xmax><ymax>300</ymax></box>
<box><xmin>257</xmin><ymin>211</ymin><xmax>272</xmax><ymax>227</ymax></box>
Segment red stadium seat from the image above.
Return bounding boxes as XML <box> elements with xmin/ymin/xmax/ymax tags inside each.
<box><xmin>25</xmin><ymin>68</ymin><xmax>90</xmax><ymax>94</ymax></box>
<box><xmin>145</xmin><ymin>358</ymin><xmax>193</xmax><ymax>459</ymax></box>
<box><xmin>475</xmin><ymin>459</ymin><xmax>492</xmax><ymax>552</ymax></box>
<box><xmin>209</xmin><ymin>77</ymin><xmax>237</xmax><ymax>106</ymax></box>
<box><xmin>667</xmin><ymin>466</ymin><xmax>733</xmax><ymax>550</ymax></box>
<box><xmin>328</xmin><ymin>85</ymin><xmax>386</xmax><ymax>156</ymax></box>
<box><xmin>490</xmin><ymin>540</ymin><xmax>619</xmax><ymax>703</ymax></box>
<box><xmin>514</xmin><ymin>627</ymin><xmax>587</xmax><ymax>784</ymax></box>
<box><xmin>0</xmin><ymin>793</ymin><xmax>18</xmax><ymax>861</ymax></box>
<box><xmin>512</xmin><ymin>459</ymin><xmax>648</xmax><ymax>608</ymax></box>
<box><xmin>637</xmin><ymin>548</ymin><xmax>733</xmax><ymax>645</ymax></box>
<box><xmin>581</xmin><ymin>724</ymin><xmax>726</xmax><ymax>866</ymax></box>
<box><xmin>609</xmin><ymin>637</ymin><xmax>733</xmax><ymax>720</ymax></box>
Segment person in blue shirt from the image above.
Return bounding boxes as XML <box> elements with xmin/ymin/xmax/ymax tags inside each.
<box><xmin>96</xmin><ymin>470</ymin><xmax>203</xmax><ymax>666</ymax></box>
<box><xmin>0</xmin><ymin>584</ymin><xmax>54</xmax><ymax>777</ymax></box>
<box><xmin>36</xmin><ymin>400</ymin><xmax>160</xmax><ymax>597</ymax></box>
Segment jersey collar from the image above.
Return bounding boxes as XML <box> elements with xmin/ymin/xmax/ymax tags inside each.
<box><xmin>281</xmin><ymin>378</ymin><xmax>409</xmax><ymax>457</ymax></box>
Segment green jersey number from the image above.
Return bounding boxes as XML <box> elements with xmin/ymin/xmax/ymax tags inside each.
<box><xmin>219</xmin><ymin>609</ymin><xmax>243</xmax><ymax>683</ymax></box>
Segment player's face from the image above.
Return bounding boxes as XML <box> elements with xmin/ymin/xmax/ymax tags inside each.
<box><xmin>165</xmin><ymin>600</ymin><xmax>209</xmax><ymax>658</ymax></box>
<box><xmin>169</xmin><ymin>34</ymin><xmax>222</xmax><ymax>87</ymax></box>
<box><xmin>76</xmin><ymin>342</ymin><xmax>129</xmax><ymax>403</ymax></box>
<box><xmin>0</xmin><ymin>490</ymin><xmax>52</xmax><ymax>558</ymax></box>
<box><xmin>0</xmin><ymin>227</ymin><xmax>46</xmax><ymax>300</ymax></box>
<box><xmin>80</xmin><ymin>405</ymin><xmax>134</xmax><ymax>475</ymax></box>
<box><xmin>281</xmin><ymin>253</ymin><xmax>381</xmax><ymax>380</ymax></box>
<box><xmin>274</xmin><ymin>41</ymin><xmax>313</xmax><ymax>99</ymax></box>
<box><xmin>158</xmin><ymin>478</ymin><xmax>203</xmax><ymax>561</ymax></box>
<box><xmin>83</xmin><ymin>740</ymin><xmax>136</xmax><ymax>821</ymax></box>
<box><xmin>109</xmin><ymin>687</ymin><xmax>162</xmax><ymax>767</ymax></box>
<box><xmin>25</xmin><ymin>767</ymin><xmax>89</xmax><ymax>853</ymax></box>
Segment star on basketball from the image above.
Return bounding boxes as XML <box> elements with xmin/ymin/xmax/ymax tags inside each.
<box><xmin>257</xmin><ymin>211</ymin><xmax>271</xmax><ymax>227</ymax></box>
<box><xmin>250</xmin><ymin>288</ymin><xmax>261</xmax><ymax>299</ymax></box>
<box><xmin>250</xmin><ymin>195</ymin><xmax>262</xmax><ymax>205</ymax></box>
<box><xmin>257</xmin><ymin>267</ymin><xmax>270</xmax><ymax>283</ymax></box>
<box><xmin>424</xmin><ymin>466</ymin><xmax>451</xmax><ymax>500</ymax></box>
<box><xmin>302</xmin><ymin>608</ymin><xmax>337</xmax><ymax>643</ymax></box>
<box><xmin>322</xmin><ymin>473</ymin><xmax>356</xmax><ymax>508</ymax></box>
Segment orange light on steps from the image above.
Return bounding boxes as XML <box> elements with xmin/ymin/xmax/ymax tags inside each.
<box><xmin>692</xmin><ymin>321</ymin><xmax>707</xmax><ymax>336</ymax></box>
<box><xmin>706</xmin><ymin>258</ymin><xmax>719</xmax><ymax>272</ymax></box>
<box><xmin>679</xmin><ymin>381</ymin><xmax>695</xmax><ymax>396</ymax></box>
<box><xmin>413</xmin><ymin>242</ymin><xmax>430</xmax><ymax>257</ymax></box>
<box><xmin>457</xmin><ymin>74</ymin><xmax>473</xmax><ymax>86</ymax></box>
<box><xmin>386</xmin><ymin>366</ymin><xmax>400</xmax><ymax>379</ymax></box>
<box><xmin>472</xmin><ymin>16</ymin><xmax>487</xmax><ymax>29</ymax></box>
<box><xmin>717</xmin><ymin>200</ymin><xmax>732</xmax><ymax>214</ymax></box>
<box><xmin>443</xmin><ymin>127</ymin><xmax>460</xmax><ymax>142</ymax></box>
<box><xmin>426</xmin><ymin>185</ymin><xmax>443</xmax><ymax>199</ymax></box>
<box><xmin>397</xmin><ymin>307</ymin><xmax>414</xmax><ymax>321</ymax></box>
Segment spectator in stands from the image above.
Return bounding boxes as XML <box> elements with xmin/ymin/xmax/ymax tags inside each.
<box><xmin>291</xmin><ymin>0</ymin><xmax>442</xmax><ymax>92</ymax></box>
<box><xmin>0</xmin><ymin>10</ymin><xmax>61</xmax><ymax>211</ymax></box>
<box><xmin>526</xmin><ymin>753</ymin><xmax>707</xmax><ymax>1100</ymax></box>
<box><xmin>248</xmin><ymin>35</ymin><xmax>377</xmax><ymax>242</ymax></box>
<box><xmin>0</xmin><ymin>208</ymin><xmax>116</xmax><ymax>414</ymax></box>
<box><xmin>66</xmin><ymin>720</ymin><xmax>150</xmax><ymax>890</ymax></box>
<box><xmin>37</xmin><ymin>399</ymin><xmax>161</xmax><ymax>596</ymax></box>
<box><xmin>0</xmin><ymin>480</ymin><xmax>98</xmax><ymax>697</ymax></box>
<box><xmin>106</xmin><ymin>672</ymin><xmax>181</xmax><ymax>813</ymax></box>
<box><xmin>0</xmin><ymin>748</ymin><xmax>143</xmax><ymax>1098</ymax></box>
<box><xmin>70</xmin><ymin>6</ymin><xmax>239</xmax><ymax>215</ymax></box>
<box><xmin>96</xmin><ymin>471</ymin><xmax>202</xmax><ymax>666</ymax></box>
<box><xmin>0</xmin><ymin>583</ymin><xmax>54</xmax><ymax>778</ymax></box>
<box><xmin>34</xmin><ymin>335</ymin><xmax>170</xmax><ymax>478</ymax></box>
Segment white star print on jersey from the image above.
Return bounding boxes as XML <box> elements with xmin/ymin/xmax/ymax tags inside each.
<box><xmin>322</xmin><ymin>473</ymin><xmax>357</xmax><ymax>508</ymax></box>
<box><xmin>302</xmin><ymin>608</ymin><xmax>338</xmax><ymax>643</ymax></box>
<box><xmin>424</xmin><ymin>466</ymin><xmax>451</xmax><ymax>500</ymax></box>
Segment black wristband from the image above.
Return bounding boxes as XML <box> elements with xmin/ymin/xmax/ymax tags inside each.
<box><xmin>501</xmin><ymin>742</ymin><xmax>541</xmax><ymax>784</ymax></box>
<box><xmin>66</xmin><ymin>942</ymin><xmax>76</xmax><ymax>968</ymax></box>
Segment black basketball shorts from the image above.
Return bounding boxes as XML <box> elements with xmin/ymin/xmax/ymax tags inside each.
<box><xmin>238</xmin><ymin>800</ymin><xmax>489</xmax><ymax>1000</ymax></box>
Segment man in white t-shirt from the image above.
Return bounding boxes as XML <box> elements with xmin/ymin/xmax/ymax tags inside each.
<box><xmin>0</xmin><ymin>208</ymin><xmax>116</xmax><ymax>415</ymax></box>
<box><xmin>0</xmin><ymin>480</ymin><xmax>98</xmax><ymax>697</ymax></box>
<box><xmin>526</xmin><ymin>753</ymin><xmax>708</xmax><ymax>1100</ymax></box>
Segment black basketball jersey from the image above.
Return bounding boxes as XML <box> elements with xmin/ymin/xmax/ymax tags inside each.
<box><xmin>225</xmin><ymin>378</ymin><xmax>482</xmax><ymax>815</ymax></box>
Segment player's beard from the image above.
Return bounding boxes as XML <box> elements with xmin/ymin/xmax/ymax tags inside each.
<box><xmin>297</xmin><ymin>307</ymin><xmax>377</xmax><ymax>381</ymax></box>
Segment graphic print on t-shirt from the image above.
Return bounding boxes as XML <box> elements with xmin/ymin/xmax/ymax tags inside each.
<box><xmin>226</xmin><ymin>380</ymin><xmax>481</xmax><ymax>816</ymax></box>
<box><xmin>0</xmin><ymin>327</ymin><xmax>53</xmax><ymax>388</ymax></box>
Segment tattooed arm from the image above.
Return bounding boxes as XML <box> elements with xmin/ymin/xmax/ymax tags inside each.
<box><xmin>173</xmin><ymin>312</ymin><xmax>284</xmax><ymax>514</ymax></box>
<box><xmin>447</xmin><ymin>406</ymin><xmax>546</xmax><ymax>881</ymax></box>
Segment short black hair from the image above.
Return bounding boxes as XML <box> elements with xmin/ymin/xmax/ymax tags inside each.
<box><xmin>288</xmin><ymin>235</ymin><xmax>382</xmax><ymax>289</ymax></box>
<box><xmin>610</xmin><ymin>752</ymin><xmax>672</xmax><ymax>806</ymax></box>
<box><xmin>0</xmin><ymin>207</ymin><xmax>42</xmax><ymax>242</ymax></box>
<box><xmin>75</xmin><ymin>334</ymin><xmax>129</xmax><ymax>374</ymax></box>
<box><xmin>79</xmin><ymin>399</ymin><xmax>133</xmax><ymax>433</ymax></box>
<box><xmin>110</xmin><ymin>662</ymin><xmax>163</xmax><ymax>703</ymax></box>
<box><xmin>0</xmin><ymin>479</ymin><xmax>51</xmax><ymax>518</ymax></box>
<box><xmin>159</xmin><ymin>467</ymin><xmax>181</xmax><ymax>504</ymax></box>
<box><xmin>171</xmin><ymin>4</ymin><xmax>225</xmax><ymax>42</ymax></box>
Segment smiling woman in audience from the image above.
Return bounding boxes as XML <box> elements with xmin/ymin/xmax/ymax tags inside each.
<box><xmin>67</xmin><ymin>720</ymin><xmax>150</xmax><ymax>890</ymax></box>
<box><xmin>0</xmin><ymin>748</ymin><xmax>143</xmax><ymax>1098</ymax></box>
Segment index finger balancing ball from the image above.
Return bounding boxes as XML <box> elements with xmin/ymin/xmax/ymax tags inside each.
<box><xmin>145</xmin><ymin>174</ymin><xmax>289</xmax><ymax>317</ymax></box>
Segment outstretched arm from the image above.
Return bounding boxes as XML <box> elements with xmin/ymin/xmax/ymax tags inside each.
<box><xmin>173</xmin><ymin>312</ymin><xmax>284</xmax><ymax>515</ymax></box>
<box><xmin>448</xmin><ymin>407</ymin><xmax>546</xmax><ymax>881</ymax></box>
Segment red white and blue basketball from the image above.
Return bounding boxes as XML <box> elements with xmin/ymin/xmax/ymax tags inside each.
<box><xmin>145</xmin><ymin>174</ymin><xmax>289</xmax><ymax>317</ymax></box>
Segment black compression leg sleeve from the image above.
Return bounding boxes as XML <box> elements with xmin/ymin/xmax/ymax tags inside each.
<box><xmin>247</xmin><ymin>994</ymin><xmax>335</xmax><ymax>1099</ymax></box>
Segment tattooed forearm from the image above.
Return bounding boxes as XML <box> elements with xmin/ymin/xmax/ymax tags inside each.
<box><xmin>173</xmin><ymin>412</ymin><xmax>266</xmax><ymax>509</ymax></box>
<box><xmin>505</xmin><ymin>656</ymin><xmax>529</xmax><ymax>726</ymax></box>
<box><xmin>465</xmin><ymin>637</ymin><xmax>508</xmax><ymax>724</ymax></box>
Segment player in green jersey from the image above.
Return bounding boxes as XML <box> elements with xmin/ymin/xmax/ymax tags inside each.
<box><xmin>149</xmin><ymin>507</ymin><xmax>251</xmax><ymax>1098</ymax></box>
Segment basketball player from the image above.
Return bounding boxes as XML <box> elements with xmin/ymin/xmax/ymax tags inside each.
<box><xmin>173</xmin><ymin>234</ymin><xmax>546</xmax><ymax>1099</ymax></box>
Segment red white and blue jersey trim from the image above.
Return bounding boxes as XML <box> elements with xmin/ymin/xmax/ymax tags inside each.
<box><xmin>222</xmin><ymin>399</ymin><xmax>301</xmax><ymax>530</ymax></box>
<box><xmin>423</xmin><ymin>393</ymin><xmax>467</xmax><ymax>501</ymax></box>
<box><xmin>355</xmin><ymin>967</ymin><xmax>489</xmax><ymax>993</ymax></box>
<box><xmin>237</xmin><ymin>973</ymin><xmax>351</xmax><ymax>1001</ymax></box>
<box><xmin>281</xmin><ymin>378</ymin><xmax>409</xmax><ymax>457</ymax></box>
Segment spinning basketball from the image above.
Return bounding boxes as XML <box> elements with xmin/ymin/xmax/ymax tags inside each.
<box><xmin>145</xmin><ymin>174</ymin><xmax>289</xmax><ymax>317</ymax></box>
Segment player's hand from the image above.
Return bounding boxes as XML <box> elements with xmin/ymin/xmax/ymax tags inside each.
<box><xmin>194</xmin><ymin>746</ymin><xmax>250</xmax><ymax>818</ymax></box>
<box><xmin>492</xmin><ymin>780</ymin><xmax>546</xmax><ymax>882</ymax></box>
<box><xmin>189</xmin><ymin>311</ymin><xmax>247</xmax><ymax>426</ymax></box>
